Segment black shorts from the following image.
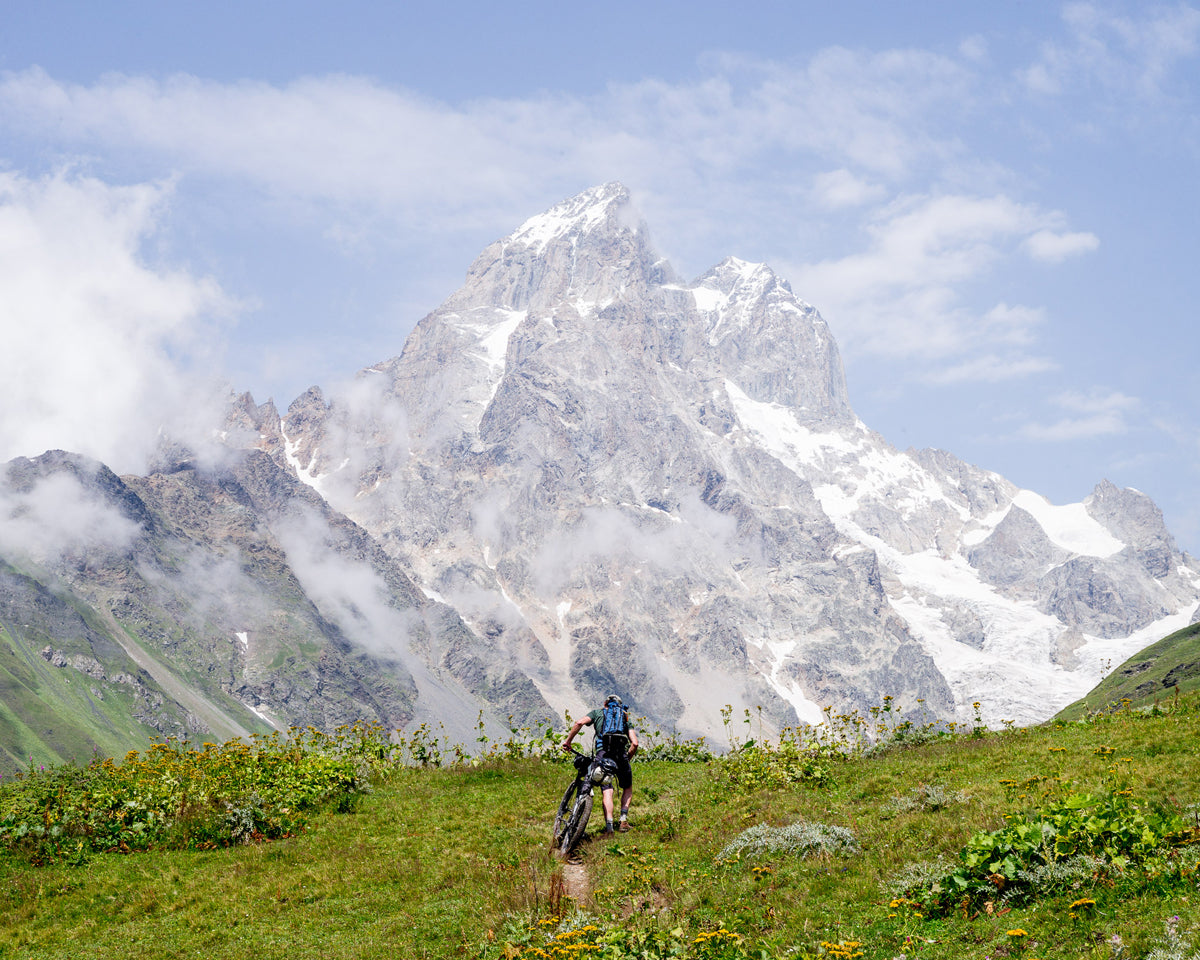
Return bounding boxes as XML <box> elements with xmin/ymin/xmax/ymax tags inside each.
<box><xmin>598</xmin><ymin>746</ymin><xmax>632</xmax><ymax>790</ymax></box>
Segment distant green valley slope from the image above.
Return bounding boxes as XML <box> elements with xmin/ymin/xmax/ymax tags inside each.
<box><xmin>1056</xmin><ymin>619</ymin><xmax>1200</xmax><ymax>719</ymax></box>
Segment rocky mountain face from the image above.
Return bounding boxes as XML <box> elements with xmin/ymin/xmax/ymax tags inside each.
<box><xmin>5</xmin><ymin>183</ymin><xmax>1198</xmax><ymax>767</ymax></box>
<box><xmin>244</xmin><ymin>183</ymin><xmax>1200</xmax><ymax>737</ymax></box>
<box><xmin>0</xmin><ymin>447</ymin><xmax>547</xmax><ymax>770</ymax></box>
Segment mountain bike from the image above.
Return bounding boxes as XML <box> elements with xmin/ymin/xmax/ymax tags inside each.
<box><xmin>551</xmin><ymin>747</ymin><xmax>618</xmax><ymax>857</ymax></box>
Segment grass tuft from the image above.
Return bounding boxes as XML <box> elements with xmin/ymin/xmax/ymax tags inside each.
<box><xmin>716</xmin><ymin>820</ymin><xmax>861</xmax><ymax>862</ymax></box>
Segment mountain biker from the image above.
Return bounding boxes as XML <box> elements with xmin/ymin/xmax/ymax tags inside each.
<box><xmin>561</xmin><ymin>694</ymin><xmax>638</xmax><ymax>834</ymax></box>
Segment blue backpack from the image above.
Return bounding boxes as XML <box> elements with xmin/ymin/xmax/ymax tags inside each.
<box><xmin>598</xmin><ymin>699</ymin><xmax>628</xmax><ymax>753</ymax></box>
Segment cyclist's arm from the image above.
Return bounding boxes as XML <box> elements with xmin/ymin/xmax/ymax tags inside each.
<box><xmin>561</xmin><ymin>716</ymin><xmax>593</xmax><ymax>752</ymax></box>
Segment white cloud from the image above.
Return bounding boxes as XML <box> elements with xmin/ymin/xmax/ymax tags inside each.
<box><xmin>810</xmin><ymin>169</ymin><xmax>886</xmax><ymax>209</ymax></box>
<box><xmin>982</xmin><ymin>302</ymin><xmax>1047</xmax><ymax>346</ymax></box>
<box><xmin>924</xmin><ymin>353</ymin><xmax>1058</xmax><ymax>385</ymax></box>
<box><xmin>1021</xmin><ymin>2</ymin><xmax>1200</xmax><ymax>100</ymax></box>
<box><xmin>273</xmin><ymin>503</ymin><xmax>420</xmax><ymax>655</ymax></box>
<box><xmin>281</xmin><ymin>371</ymin><xmax>412</xmax><ymax>518</ymax></box>
<box><xmin>532</xmin><ymin>493</ymin><xmax>739</xmax><ymax>596</ymax></box>
<box><xmin>0</xmin><ymin>470</ymin><xmax>142</xmax><ymax>564</ymax></box>
<box><xmin>0</xmin><ymin>171</ymin><xmax>234</xmax><ymax>473</ymax></box>
<box><xmin>0</xmin><ymin>32</ymin><xmax>1130</xmax><ymax>427</ymax></box>
<box><xmin>0</xmin><ymin>49</ymin><xmax>972</xmax><ymax>242</ymax></box>
<box><xmin>1019</xmin><ymin>389</ymin><xmax>1140</xmax><ymax>441</ymax></box>
<box><xmin>1024</xmin><ymin>228</ymin><xmax>1100</xmax><ymax>262</ymax></box>
<box><xmin>790</xmin><ymin>193</ymin><xmax>1080</xmax><ymax>372</ymax></box>
<box><xmin>959</xmin><ymin>35</ymin><xmax>990</xmax><ymax>63</ymax></box>
<box><xmin>807</xmin><ymin>193</ymin><xmax>1033</xmax><ymax>295</ymax></box>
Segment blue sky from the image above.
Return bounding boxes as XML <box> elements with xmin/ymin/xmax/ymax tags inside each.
<box><xmin>2</xmin><ymin>1</ymin><xmax>1199</xmax><ymax>551</ymax></box>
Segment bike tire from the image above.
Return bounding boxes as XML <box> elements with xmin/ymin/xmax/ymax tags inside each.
<box><xmin>551</xmin><ymin>780</ymin><xmax>578</xmax><ymax>848</ymax></box>
<box><xmin>558</xmin><ymin>791</ymin><xmax>592</xmax><ymax>857</ymax></box>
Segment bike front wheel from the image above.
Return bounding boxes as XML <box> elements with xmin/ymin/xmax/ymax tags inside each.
<box><xmin>558</xmin><ymin>791</ymin><xmax>592</xmax><ymax>857</ymax></box>
<box><xmin>551</xmin><ymin>780</ymin><xmax>579</xmax><ymax>848</ymax></box>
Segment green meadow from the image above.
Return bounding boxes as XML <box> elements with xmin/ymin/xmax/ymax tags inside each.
<box><xmin>2</xmin><ymin>697</ymin><xmax>1200</xmax><ymax>959</ymax></box>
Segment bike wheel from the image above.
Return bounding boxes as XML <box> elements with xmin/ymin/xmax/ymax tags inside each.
<box><xmin>551</xmin><ymin>781</ymin><xmax>578</xmax><ymax>848</ymax></box>
<box><xmin>558</xmin><ymin>791</ymin><xmax>592</xmax><ymax>857</ymax></box>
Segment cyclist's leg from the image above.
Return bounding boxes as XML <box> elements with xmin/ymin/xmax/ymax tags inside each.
<box><xmin>616</xmin><ymin>757</ymin><xmax>633</xmax><ymax>828</ymax></box>
<box><xmin>600</xmin><ymin>783</ymin><xmax>615</xmax><ymax>823</ymax></box>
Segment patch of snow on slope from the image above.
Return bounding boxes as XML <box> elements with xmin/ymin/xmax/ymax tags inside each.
<box><xmin>726</xmin><ymin>257</ymin><xmax>768</xmax><ymax>281</ymax></box>
<box><xmin>479</xmin><ymin>309</ymin><xmax>526</xmax><ymax>372</ymax></box>
<box><xmin>691</xmin><ymin>286</ymin><xmax>729</xmax><ymax>312</ymax></box>
<box><xmin>961</xmin><ymin>506</ymin><xmax>1010</xmax><ymax>546</ymax></box>
<box><xmin>762</xmin><ymin>638</ymin><xmax>825</xmax><ymax>725</ymax></box>
<box><xmin>451</xmin><ymin>308</ymin><xmax>526</xmax><ymax>375</ymax></box>
<box><xmin>498</xmin><ymin>584</ymin><xmax>525</xmax><ymax>616</ymax></box>
<box><xmin>281</xmin><ymin>422</ymin><xmax>326</xmax><ymax>495</ymax></box>
<box><xmin>244</xmin><ymin>701</ymin><xmax>279</xmax><ymax>727</ymax></box>
<box><xmin>822</xmin><ymin>502</ymin><xmax>1189</xmax><ymax>723</ymax></box>
<box><xmin>1074</xmin><ymin>602</ymin><xmax>1200</xmax><ymax>678</ymax></box>
<box><xmin>887</xmin><ymin>591</ymin><xmax>1066</xmax><ymax>726</ymax></box>
<box><xmin>447</xmin><ymin>308</ymin><xmax>527</xmax><ymax>406</ymax></box>
<box><xmin>728</xmin><ymin>381</ymin><xmax>961</xmax><ymax>522</ymax></box>
<box><xmin>726</xmin><ymin>380</ymin><xmax>860</xmax><ymax>465</ymax></box>
<box><xmin>1012</xmin><ymin>490</ymin><xmax>1125</xmax><ymax>557</ymax></box>
<box><xmin>853</xmin><ymin>524</ymin><xmax>1104</xmax><ymax>724</ymax></box>
<box><xmin>849</xmin><ymin>444</ymin><xmax>970</xmax><ymax>521</ymax></box>
<box><xmin>818</xmin><ymin>489</ymin><xmax>1088</xmax><ymax>722</ymax></box>
<box><xmin>702</xmin><ymin>261</ymin><xmax>775</xmax><ymax>341</ymax></box>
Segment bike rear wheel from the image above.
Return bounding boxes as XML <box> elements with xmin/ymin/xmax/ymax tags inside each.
<box><xmin>551</xmin><ymin>780</ymin><xmax>579</xmax><ymax>848</ymax></box>
<box><xmin>558</xmin><ymin>791</ymin><xmax>592</xmax><ymax>857</ymax></box>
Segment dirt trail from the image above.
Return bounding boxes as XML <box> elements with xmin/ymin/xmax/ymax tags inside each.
<box><xmin>560</xmin><ymin>858</ymin><xmax>590</xmax><ymax>905</ymax></box>
<box><xmin>557</xmin><ymin>845</ymin><xmax>668</xmax><ymax>918</ymax></box>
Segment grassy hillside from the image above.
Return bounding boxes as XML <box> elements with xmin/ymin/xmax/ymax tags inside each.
<box><xmin>0</xmin><ymin>583</ymin><xmax>184</xmax><ymax>772</ymax></box>
<box><xmin>0</xmin><ymin>626</ymin><xmax>163</xmax><ymax>772</ymax></box>
<box><xmin>3</xmin><ymin>700</ymin><xmax>1200</xmax><ymax>960</ymax></box>
<box><xmin>1056</xmin><ymin>620</ymin><xmax>1200</xmax><ymax>720</ymax></box>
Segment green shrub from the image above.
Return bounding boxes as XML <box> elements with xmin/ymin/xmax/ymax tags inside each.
<box><xmin>715</xmin><ymin>739</ymin><xmax>833</xmax><ymax>789</ymax></box>
<box><xmin>902</xmin><ymin>790</ymin><xmax>1200</xmax><ymax>914</ymax></box>
<box><xmin>0</xmin><ymin>724</ymin><xmax>384</xmax><ymax>863</ymax></box>
<box><xmin>637</xmin><ymin>732</ymin><xmax>715</xmax><ymax>763</ymax></box>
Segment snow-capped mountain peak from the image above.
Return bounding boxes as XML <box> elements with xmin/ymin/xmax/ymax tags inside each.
<box><xmin>259</xmin><ymin>184</ymin><xmax>1200</xmax><ymax>738</ymax></box>
<box><xmin>698</xmin><ymin>256</ymin><xmax>783</xmax><ymax>294</ymax></box>
<box><xmin>507</xmin><ymin>182</ymin><xmax>632</xmax><ymax>252</ymax></box>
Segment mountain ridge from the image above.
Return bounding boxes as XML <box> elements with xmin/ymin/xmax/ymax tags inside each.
<box><xmin>3</xmin><ymin>182</ymin><xmax>1197</xmax><ymax>765</ymax></box>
